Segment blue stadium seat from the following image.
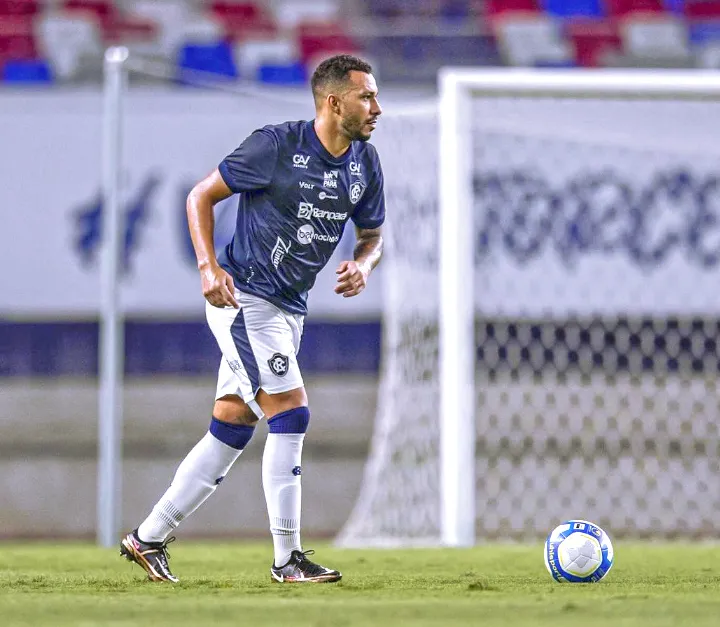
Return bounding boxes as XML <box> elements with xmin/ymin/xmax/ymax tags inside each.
<box><xmin>257</xmin><ymin>62</ymin><xmax>306</xmax><ymax>85</ymax></box>
<box><xmin>541</xmin><ymin>0</ymin><xmax>605</xmax><ymax>18</ymax></box>
<box><xmin>663</xmin><ymin>0</ymin><xmax>685</xmax><ymax>13</ymax></box>
<box><xmin>688</xmin><ymin>21</ymin><xmax>720</xmax><ymax>45</ymax></box>
<box><xmin>176</xmin><ymin>41</ymin><xmax>238</xmax><ymax>82</ymax></box>
<box><xmin>2</xmin><ymin>59</ymin><xmax>53</xmax><ymax>83</ymax></box>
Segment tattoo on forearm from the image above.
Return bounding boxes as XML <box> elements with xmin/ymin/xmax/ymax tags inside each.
<box><xmin>354</xmin><ymin>235</ymin><xmax>383</xmax><ymax>271</ymax></box>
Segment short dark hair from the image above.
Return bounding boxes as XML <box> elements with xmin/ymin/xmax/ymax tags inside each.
<box><xmin>311</xmin><ymin>54</ymin><xmax>373</xmax><ymax>102</ymax></box>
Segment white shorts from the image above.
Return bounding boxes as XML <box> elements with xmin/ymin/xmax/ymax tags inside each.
<box><xmin>206</xmin><ymin>290</ymin><xmax>305</xmax><ymax>418</ymax></box>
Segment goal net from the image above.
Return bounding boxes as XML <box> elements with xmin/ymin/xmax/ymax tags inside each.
<box><xmin>337</xmin><ymin>70</ymin><xmax>720</xmax><ymax>546</ymax></box>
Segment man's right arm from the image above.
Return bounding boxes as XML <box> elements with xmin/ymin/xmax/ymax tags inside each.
<box><xmin>187</xmin><ymin>169</ymin><xmax>238</xmax><ymax>308</ymax></box>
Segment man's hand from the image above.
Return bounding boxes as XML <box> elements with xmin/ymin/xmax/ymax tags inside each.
<box><xmin>201</xmin><ymin>262</ymin><xmax>239</xmax><ymax>308</ymax></box>
<box><xmin>334</xmin><ymin>260</ymin><xmax>370</xmax><ymax>298</ymax></box>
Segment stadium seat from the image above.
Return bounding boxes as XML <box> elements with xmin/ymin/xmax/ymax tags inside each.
<box><xmin>233</xmin><ymin>37</ymin><xmax>297</xmax><ymax>79</ymax></box>
<box><xmin>365</xmin><ymin>0</ymin><xmax>404</xmax><ymax>17</ymax></box>
<box><xmin>63</xmin><ymin>0</ymin><xmax>115</xmax><ymax>32</ymax></box>
<box><xmin>689</xmin><ymin>20</ymin><xmax>720</xmax><ymax>44</ymax></box>
<box><xmin>604</xmin><ymin>0</ymin><xmax>666</xmax><ymax>17</ymax></box>
<box><xmin>177</xmin><ymin>41</ymin><xmax>238</xmax><ymax>82</ymax></box>
<box><xmin>485</xmin><ymin>0</ymin><xmax>542</xmax><ymax>19</ymax></box>
<box><xmin>494</xmin><ymin>16</ymin><xmax>573</xmax><ymax>65</ymax></box>
<box><xmin>103</xmin><ymin>13</ymin><xmax>157</xmax><ymax>47</ymax></box>
<box><xmin>35</xmin><ymin>12</ymin><xmax>102</xmax><ymax>80</ymax></box>
<box><xmin>0</xmin><ymin>0</ymin><xmax>40</xmax><ymax>17</ymax></box>
<box><xmin>297</xmin><ymin>22</ymin><xmax>358</xmax><ymax>63</ymax></box>
<box><xmin>688</xmin><ymin>20</ymin><xmax>720</xmax><ymax>67</ymax></box>
<box><xmin>210</xmin><ymin>1</ymin><xmax>276</xmax><ymax>40</ymax></box>
<box><xmin>257</xmin><ymin>61</ymin><xmax>306</xmax><ymax>84</ymax></box>
<box><xmin>663</xmin><ymin>0</ymin><xmax>685</xmax><ymax>13</ymax></box>
<box><xmin>566</xmin><ymin>19</ymin><xmax>622</xmax><ymax>66</ymax></box>
<box><xmin>129</xmin><ymin>1</ymin><xmax>222</xmax><ymax>57</ymax></box>
<box><xmin>0</xmin><ymin>35</ymin><xmax>37</xmax><ymax>63</ymax></box>
<box><xmin>441</xmin><ymin>0</ymin><xmax>472</xmax><ymax>20</ymax></box>
<box><xmin>270</xmin><ymin>0</ymin><xmax>340</xmax><ymax>30</ymax></box>
<box><xmin>211</xmin><ymin>1</ymin><xmax>262</xmax><ymax>22</ymax></box>
<box><xmin>683</xmin><ymin>0</ymin><xmax>720</xmax><ymax>18</ymax></box>
<box><xmin>620</xmin><ymin>16</ymin><xmax>690</xmax><ymax>62</ymax></box>
<box><xmin>541</xmin><ymin>0</ymin><xmax>606</xmax><ymax>18</ymax></box>
<box><xmin>2</xmin><ymin>58</ymin><xmax>52</xmax><ymax>83</ymax></box>
<box><xmin>0</xmin><ymin>16</ymin><xmax>37</xmax><ymax>64</ymax></box>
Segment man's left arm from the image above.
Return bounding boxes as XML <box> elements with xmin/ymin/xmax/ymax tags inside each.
<box><xmin>334</xmin><ymin>226</ymin><xmax>384</xmax><ymax>298</ymax></box>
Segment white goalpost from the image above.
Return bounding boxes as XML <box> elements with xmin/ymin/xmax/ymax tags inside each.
<box><xmin>338</xmin><ymin>68</ymin><xmax>720</xmax><ymax>548</ymax></box>
<box><xmin>98</xmin><ymin>46</ymin><xmax>128</xmax><ymax>548</ymax></box>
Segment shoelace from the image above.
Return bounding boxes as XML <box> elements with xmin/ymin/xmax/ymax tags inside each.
<box><xmin>295</xmin><ymin>550</ymin><xmax>328</xmax><ymax>576</ymax></box>
<box><xmin>152</xmin><ymin>536</ymin><xmax>176</xmax><ymax>567</ymax></box>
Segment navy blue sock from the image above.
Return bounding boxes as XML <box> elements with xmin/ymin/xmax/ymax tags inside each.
<box><xmin>209</xmin><ymin>417</ymin><xmax>255</xmax><ymax>450</ymax></box>
<box><xmin>267</xmin><ymin>407</ymin><xmax>310</xmax><ymax>434</ymax></box>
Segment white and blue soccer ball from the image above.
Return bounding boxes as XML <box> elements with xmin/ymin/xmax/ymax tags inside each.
<box><xmin>544</xmin><ymin>520</ymin><xmax>614</xmax><ymax>583</ymax></box>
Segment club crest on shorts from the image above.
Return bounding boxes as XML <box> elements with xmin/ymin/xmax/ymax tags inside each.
<box><xmin>268</xmin><ymin>352</ymin><xmax>289</xmax><ymax>377</ymax></box>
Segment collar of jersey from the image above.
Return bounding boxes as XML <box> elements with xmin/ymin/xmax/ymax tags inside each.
<box><xmin>304</xmin><ymin>120</ymin><xmax>353</xmax><ymax>166</ymax></box>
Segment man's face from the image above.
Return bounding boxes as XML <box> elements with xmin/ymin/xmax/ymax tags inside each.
<box><xmin>337</xmin><ymin>71</ymin><xmax>382</xmax><ymax>142</ymax></box>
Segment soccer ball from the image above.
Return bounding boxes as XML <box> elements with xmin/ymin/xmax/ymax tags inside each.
<box><xmin>544</xmin><ymin>520</ymin><xmax>614</xmax><ymax>583</ymax></box>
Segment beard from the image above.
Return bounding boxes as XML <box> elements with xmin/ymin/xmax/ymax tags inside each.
<box><xmin>341</xmin><ymin>113</ymin><xmax>372</xmax><ymax>142</ymax></box>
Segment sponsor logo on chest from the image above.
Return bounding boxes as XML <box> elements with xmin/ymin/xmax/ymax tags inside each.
<box><xmin>297</xmin><ymin>201</ymin><xmax>347</xmax><ymax>221</ymax></box>
<box><xmin>323</xmin><ymin>170</ymin><xmax>338</xmax><ymax>188</ymax></box>
<box><xmin>293</xmin><ymin>154</ymin><xmax>310</xmax><ymax>169</ymax></box>
<box><xmin>297</xmin><ymin>223</ymin><xmax>340</xmax><ymax>245</ymax></box>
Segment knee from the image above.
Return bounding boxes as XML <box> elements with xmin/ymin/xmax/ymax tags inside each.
<box><xmin>267</xmin><ymin>406</ymin><xmax>310</xmax><ymax>434</ymax></box>
<box><xmin>213</xmin><ymin>395</ymin><xmax>259</xmax><ymax>426</ymax></box>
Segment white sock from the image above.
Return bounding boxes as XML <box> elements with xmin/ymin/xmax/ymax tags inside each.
<box><xmin>137</xmin><ymin>432</ymin><xmax>243</xmax><ymax>543</ymax></box>
<box><xmin>262</xmin><ymin>432</ymin><xmax>305</xmax><ymax>566</ymax></box>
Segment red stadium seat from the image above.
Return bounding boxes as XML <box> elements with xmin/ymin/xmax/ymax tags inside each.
<box><xmin>63</xmin><ymin>0</ymin><xmax>114</xmax><ymax>21</ymax></box>
<box><xmin>209</xmin><ymin>1</ymin><xmax>276</xmax><ymax>41</ymax></box>
<box><xmin>684</xmin><ymin>0</ymin><xmax>720</xmax><ymax>18</ymax></box>
<box><xmin>0</xmin><ymin>0</ymin><xmax>40</xmax><ymax>16</ymax></box>
<box><xmin>63</xmin><ymin>0</ymin><xmax>116</xmax><ymax>38</ymax></box>
<box><xmin>567</xmin><ymin>19</ymin><xmax>622</xmax><ymax>66</ymax></box>
<box><xmin>103</xmin><ymin>14</ymin><xmax>158</xmax><ymax>45</ymax></box>
<box><xmin>0</xmin><ymin>16</ymin><xmax>37</xmax><ymax>64</ymax></box>
<box><xmin>64</xmin><ymin>1</ymin><xmax>159</xmax><ymax>45</ymax></box>
<box><xmin>210</xmin><ymin>2</ymin><xmax>262</xmax><ymax>21</ymax></box>
<box><xmin>297</xmin><ymin>22</ymin><xmax>357</xmax><ymax>62</ymax></box>
<box><xmin>604</xmin><ymin>0</ymin><xmax>665</xmax><ymax>17</ymax></box>
<box><xmin>485</xmin><ymin>0</ymin><xmax>541</xmax><ymax>19</ymax></box>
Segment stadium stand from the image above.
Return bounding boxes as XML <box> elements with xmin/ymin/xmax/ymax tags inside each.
<box><xmin>1</xmin><ymin>0</ymin><xmax>720</xmax><ymax>84</ymax></box>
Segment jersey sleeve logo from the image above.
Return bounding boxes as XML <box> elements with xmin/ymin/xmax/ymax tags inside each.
<box><xmin>349</xmin><ymin>181</ymin><xmax>367</xmax><ymax>205</ymax></box>
<box><xmin>268</xmin><ymin>352</ymin><xmax>289</xmax><ymax>376</ymax></box>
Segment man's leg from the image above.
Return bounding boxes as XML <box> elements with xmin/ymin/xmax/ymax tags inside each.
<box><xmin>121</xmin><ymin>395</ymin><xmax>256</xmax><ymax>582</ymax></box>
<box><xmin>258</xmin><ymin>388</ymin><xmax>342</xmax><ymax>583</ymax></box>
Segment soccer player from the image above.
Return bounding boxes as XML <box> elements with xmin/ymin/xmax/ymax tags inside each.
<box><xmin>120</xmin><ymin>54</ymin><xmax>384</xmax><ymax>583</ymax></box>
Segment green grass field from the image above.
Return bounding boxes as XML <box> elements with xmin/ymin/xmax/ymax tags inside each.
<box><xmin>2</xmin><ymin>542</ymin><xmax>720</xmax><ymax>626</ymax></box>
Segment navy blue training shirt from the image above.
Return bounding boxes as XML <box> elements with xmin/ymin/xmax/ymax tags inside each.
<box><xmin>217</xmin><ymin>120</ymin><xmax>385</xmax><ymax>316</ymax></box>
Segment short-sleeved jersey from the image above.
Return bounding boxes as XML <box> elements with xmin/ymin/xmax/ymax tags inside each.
<box><xmin>217</xmin><ymin>120</ymin><xmax>385</xmax><ymax>316</ymax></box>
